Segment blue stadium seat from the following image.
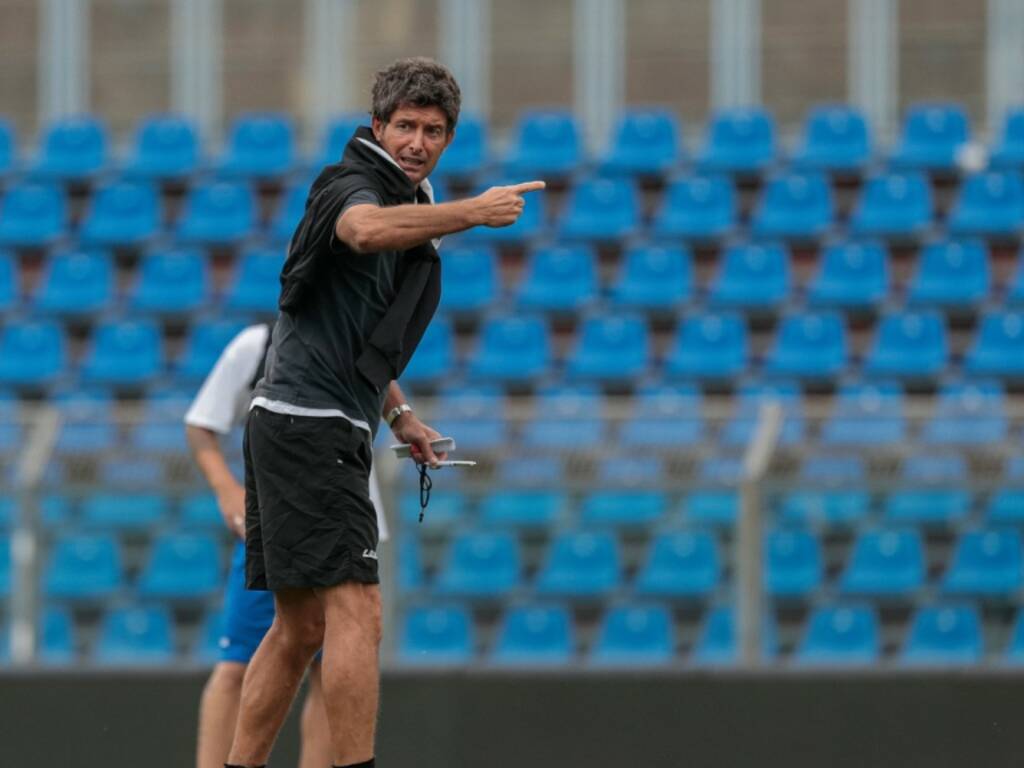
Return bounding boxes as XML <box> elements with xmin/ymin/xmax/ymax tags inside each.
<box><xmin>780</xmin><ymin>490</ymin><xmax>870</xmax><ymax>527</ymax></box>
<box><xmin>1006</xmin><ymin>611</ymin><xmax>1024</xmax><ymax>663</ymax></box>
<box><xmin>807</xmin><ymin>240</ymin><xmax>889</xmax><ymax>309</ymax></box>
<box><xmin>217</xmin><ymin>112</ymin><xmax>296</xmax><ymax>178</ymax></box>
<box><xmin>764</xmin><ymin>312</ymin><xmax>847</xmax><ymax>379</ymax></box>
<box><xmin>224</xmin><ymin>247</ymin><xmax>284</xmax><ymax>313</ymax></box>
<box><xmin>0</xmin><ymin>119</ymin><xmax>14</xmax><ymax>176</ymax></box>
<box><xmin>765</xmin><ymin>529</ymin><xmax>822</xmax><ymax>598</ymax></box>
<box><xmin>498</xmin><ymin>456</ymin><xmax>564</xmax><ymax>487</ymax></box>
<box><xmin>988</xmin><ymin>489</ymin><xmax>1024</xmax><ymax>525</ymax></box>
<box><xmin>903</xmin><ymin>453</ymin><xmax>968</xmax><ymax>484</ymax></box>
<box><xmin>44</xmin><ymin>533</ymin><xmax>124</xmax><ymax>600</ymax></box>
<box><xmin>600</xmin><ymin>108</ymin><xmax>681</xmax><ymax>175</ymax></box>
<box><xmin>791</xmin><ymin>104</ymin><xmax>871</xmax><ymax>171</ymax></box>
<box><xmin>751</xmin><ymin>172</ymin><xmax>834</xmax><ymax>239</ymax></box>
<box><xmin>37</xmin><ymin>606</ymin><xmax>76</xmax><ymax>664</ymax></box>
<box><xmin>635</xmin><ymin>531</ymin><xmax>720</xmax><ymax>598</ymax></box>
<box><xmin>53</xmin><ymin>390</ymin><xmax>116</xmax><ymax>454</ymax></box>
<box><xmin>432</xmin><ymin>385</ymin><xmax>507</xmax><ymax>452</ymax></box>
<box><xmin>697</xmin><ymin>456</ymin><xmax>744</xmax><ymax>486</ymax></box>
<box><xmin>33</xmin><ymin>248</ymin><xmax>115</xmax><ymax>316</ymax></box>
<box><xmin>721</xmin><ymin>381</ymin><xmax>804</xmax><ymax>447</ymax></box>
<box><xmin>122</xmin><ymin>113</ymin><xmax>200</xmax><ymax>179</ymax></box>
<box><xmin>80</xmin><ymin>319</ymin><xmax>163</xmax><ymax>385</ymax></box>
<box><xmin>130</xmin><ymin>248</ymin><xmax>209</xmax><ymax>314</ymax></box>
<box><xmin>435</xmin><ymin>532</ymin><xmax>521</xmax><ymax>598</ymax></box>
<box><xmin>840</xmin><ymin>529</ymin><xmax>925</xmax><ymax>597</ymax></box>
<box><xmin>468</xmin><ymin>315</ymin><xmax>550</xmax><ymax>382</ymax></box>
<box><xmin>312</xmin><ymin>113</ymin><xmax>364</xmax><ymax>167</ymax></box>
<box><xmin>0</xmin><ymin>391</ymin><xmax>20</xmax><ymax>456</ymax></box>
<box><xmin>850</xmin><ymin>172</ymin><xmax>933</xmax><ymax>238</ymax></box>
<box><xmin>461</xmin><ymin>176</ymin><xmax>546</xmax><ymax>244</ymax></box>
<box><xmin>503</xmin><ymin>110</ymin><xmax>582</xmax><ymax>176</ymax></box>
<box><xmin>948</xmin><ymin>171</ymin><xmax>1024</xmax><ymax>237</ymax></box>
<box><xmin>864</xmin><ymin>311</ymin><xmax>947</xmax><ymax>378</ymax></box>
<box><xmin>697</xmin><ymin>107</ymin><xmax>776</xmax><ymax>173</ymax></box>
<box><xmin>0</xmin><ymin>319</ymin><xmax>67</xmax><ymax>385</ymax></box>
<box><xmin>559</xmin><ymin>177</ymin><xmax>640</xmax><ymax>241</ymax></box>
<box><xmin>480</xmin><ymin>491</ymin><xmax>565</xmax><ymax>528</ymax></box>
<box><xmin>174</xmin><ymin>318</ymin><xmax>249</xmax><ymax>381</ymax></box>
<box><xmin>137</xmin><ymin>533</ymin><xmax>223</xmax><ymax>600</ymax></box>
<box><xmin>907</xmin><ymin>238</ymin><xmax>990</xmax><ymax>309</ymax></box>
<box><xmin>401</xmin><ymin>316</ymin><xmax>454</xmax><ymax>385</ymax></box>
<box><xmin>619</xmin><ymin>384</ymin><xmax>703</xmax><ymax>450</ymax></box>
<box><xmin>399</xmin><ymin>488</ymin><xmax>467</xmax><ymax>529</ymax></box>
<box><xmin>517</xmin><ymin>244</ymin><xmax>598</xmax><ymax>312</ymax></box>
<box><xmin>796</xmin><ymin>604</ymin><xmax>880</xmax><ymax>665</ymax></box>
<box><xmin>398</xmin><ymin>604</ymin><xmax>473</xmax><ymax>665</ymax></box>
<box><xmin>397</xmin><ymin>537</ymin><xmax>424</xmax><ymax>593</ymax></box>
<box><xmin>890</xmin><ymin>103</ymin><xmax>970</xmax><ymax>171</ymax></box>
<box><xmin>521</xmin><ymin>387</ymin><xmax>603</xmax><ymax>449</ymax></box>
<box><xmin>94</xmin><ymin>605</ymin><xmax>175</xmax><ymax>665</ymax></box>
<box><xmin>0</xmin><ymin>250</ymin><xmax>15</xmax><ymax>312</ymax></box>
<box><xmin>924</xmin><ymin>381</ymin><xmax>1007</xmax><ymax>445</ymax></box>
<box><xmin>683</xmin><ymin>490</ymin><xmax>737</xmax><ymax>527</ymax></box>
<box><xmin>709</xmin><ymin>242</ymin><xmax>791</xmax><ymax>309</ymax></box>
<box><xmin>884</xmin><ymin>488</ymin><xmax>970</xmax><ymax>526</ymax></box>
<box><xmin>653</xmin><ymin>174</ymin><xmax>737</xmax><ymax>240</ymax></box>
<box><xmin>80</xmin><ymin>493</ymin><xmax>170</xmax><ymax>531</ymax></box>
<box><xmin>611</xmin><ymin>244</ymin><xmax>692</xmax><ymax>310</ymax></box>
<box><xmin>491</xmin><ymin>604</ymin><xmax>574</xmax><ymax>665</ymax></box>
<box><xmin>990</xmin><ymin>108</ymin><xmax>1024</xmax><ymax>169</ymax></box>
<box><xmin>0</xmin><ymin>182</ymin><xmax>67</xmax><ymax>247</ymax></box>
<box><xmin>821</xmin><ymin>383</ymin><xmax>905</xmax><ymax>446</ymax></box>
<box><xmin>439</xmin><ymin>245</ymin><xmax>498</xmax><ymax>313</ymax></box>
<box><xmin>535</xmin><ymin>531</ymin><xmax>621</xmax><ymax>598</ymax></box>
<box><xmin>79</xmin><ymin>180</ymin><xmax>161</xmax><ymax>247</ymax></box>
<box><xmin>901</xmin><ymin>604</ymin><xmax>982</xmax><ymax>665</ymax></box>
<box><xmin>129</xmin><ymin>388</ymin><xmax>191</xmax><ymax>454</ymax></box>
<box><xmin>965</xmin><ymin>312</ymin><xmax>1024</xmax><ymax>377</ymax></box>
<box><xmin>30</xmin><ymin>116</ymin><xmax>108</xmax><ymax>180</ymax></box>
<box><xmin>943</xmin><ymin>529</ymin><xmax>1023</xmax><ymax>596</ymax></box>
<box><xmin>581</xmin><ymin>490</ymin><xmax>666</xmax><ymax>528</ymax></box>
<box><xmin>597</xmin><ymin>456</ymin><xmax>662</xmax><ymax>488</ymax></box>
<box><xmin>0</xmin><ymin>535</ymin><xmax>8</xmax><ymax>594</ymax></box>
<box><xmin>692</xmin><ymin>606</ymin><xmax>777</xmax><ymax>665</ymax></box>
<box><xmin>567</xmin><ymin>313</ymin><xmax>649</xmax><ymax>382</ymax></box>
<box><xmin>179</xmin><ymin>494</ymin><xmax>221</xmax><ymax>529</ymax></box>
<box><xmin>665</xmin><ymin>313</ymin><xmax>748</xmax><ymax>379</ymax></box>
<box><xmin>433</xmin><ymin>114</ymin><xmax>486</xmax><ymax>177</ymax></box>
<box><xmin>268</xmin><ymin>181</ymin><xmax>309</xmax><ymax>243</ymax></box>
<box><xmin>175</xmin><ymin>181</ymin><xmax>256</xmax><ymax>244</ymax></box>
<box><xmin>590</xmin><ymin>605</ymin><xmax>674</xmax><ymax>666</ymax></box>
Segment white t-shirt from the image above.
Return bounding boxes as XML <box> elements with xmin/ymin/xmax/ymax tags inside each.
<box><xmin>185</xmin><ymin>323</ymin><xmax>389</xmax><ymax>541</ymax></box>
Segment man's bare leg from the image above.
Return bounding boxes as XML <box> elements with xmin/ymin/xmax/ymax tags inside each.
<box><xmin>298</xmin><ymin>660</ymin><xmax>333</xmax><ymax>768</ymax></box>
<box><xmin>196</xmin><ymin>662</ymin><xmax>246</xmax><ymax>768</ymax></box>
<box><xmin>316</xmin><ymin>582</ymin><xmax>382</xmax><ymax>766</ymax></box>
<box><xmin>227</xmin><ymin>588</ymin><xmax>325</xmax><ymax>766</ymax></box>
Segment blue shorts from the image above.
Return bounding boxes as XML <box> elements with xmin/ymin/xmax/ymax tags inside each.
<box><xmin>219</xmin><ymin>541</ymin><xmax>275</xmax><ymax>663</ymax></box>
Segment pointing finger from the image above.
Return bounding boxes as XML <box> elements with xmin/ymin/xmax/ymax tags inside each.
<box><xmin>509</xmin><ymin>180</ymin><xmax>546</xmax><ymax>194</ymax></box>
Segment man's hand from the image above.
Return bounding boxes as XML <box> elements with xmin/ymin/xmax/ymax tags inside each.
<box><xmin>216</xmin><ymin>481</ymin><xmax>246</xmax><ymax>540</ymax></box>
<box><xmin>391</xmin><ymin>411</ymin><xmax>448</xmax><ymax>468</ymax></box>
<box><xmin>469</xmin><ymin>181</ymin><xmax>546</xmax><ymax>228</ymax></box>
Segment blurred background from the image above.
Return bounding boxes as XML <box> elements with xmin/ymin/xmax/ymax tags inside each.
<box><xmin>3</xmin><ymin>0</ymin><xmax>1024</xmax><ymax>766</ymax></box>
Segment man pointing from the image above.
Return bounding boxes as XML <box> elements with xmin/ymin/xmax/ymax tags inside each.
<box><xmin>226</xmin><ymin>57</ymin><xmax>542</xmax><ymax>768</ymax></box>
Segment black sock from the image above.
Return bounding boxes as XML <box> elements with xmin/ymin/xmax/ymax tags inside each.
<box><xmin>333</xmin><ymin>760</ymin><xmax>375</xmax><ymax>768</ymax></box>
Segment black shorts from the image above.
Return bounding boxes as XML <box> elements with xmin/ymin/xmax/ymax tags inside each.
<box><xmin>243</xmin><ymin>406</ymin><xmax>379</xmax><ymax>590</ymax></box>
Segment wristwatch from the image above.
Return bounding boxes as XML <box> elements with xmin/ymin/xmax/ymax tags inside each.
<box><xmin>385</xmin><ymin>403</ymin><xmax>413</xmax><ymax>428</ymax></box>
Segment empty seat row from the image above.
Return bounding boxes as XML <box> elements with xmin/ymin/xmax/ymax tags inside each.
<box><xmin>399</xmin><ymin>601</ymin><xmax>1024</xmax><ymax>666</ymax></box>
<box><xmin>403</xmin><ymin>310</ymin><xmax>1024</xmax><ymax>386</ymax></box>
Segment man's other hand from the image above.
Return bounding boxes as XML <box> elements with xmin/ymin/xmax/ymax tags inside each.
<box><xmin>470</xmin><ymin>181</ymin><xmax>546</xmax><ymax>228</ymax></box>
<box><xmin>391</xmin><ymin>412</ymin><xmax>448</xmax><ymax>468</ymax></box>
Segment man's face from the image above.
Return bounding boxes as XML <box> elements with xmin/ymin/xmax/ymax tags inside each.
<box><xmin>372</xmin><ymin>104</ymin><xmax>453</xmax><ymax>185</ymax></box>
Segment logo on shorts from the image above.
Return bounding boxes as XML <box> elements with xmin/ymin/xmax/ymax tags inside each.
<box><xmin>362</xmin><ymin>549</ymin><xmax>378</xmax><ymax>560</ymax></box>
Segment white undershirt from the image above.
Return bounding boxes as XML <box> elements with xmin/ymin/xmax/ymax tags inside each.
<box><xmin>185</xmin><ymin>324</ymin><xmax>388</xmax><ymax>539</ymax></box>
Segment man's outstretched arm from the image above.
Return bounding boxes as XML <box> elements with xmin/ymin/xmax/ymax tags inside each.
<box><xmin>337</xmin><ymin>181</ymin><xmax>544</xmax><ymax>254</ymax></box>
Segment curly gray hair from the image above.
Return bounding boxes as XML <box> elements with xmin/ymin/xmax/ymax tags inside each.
<box><xmin>371</xmin><ymin>57</ymin><xmax>461</xmax><ymax>133</ymax></box>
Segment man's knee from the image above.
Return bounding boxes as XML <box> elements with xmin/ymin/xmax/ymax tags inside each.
<box><xmin>271</xmin><ymin>592</ymin><xmax>326</xmax><ymax>655</ymax></box>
